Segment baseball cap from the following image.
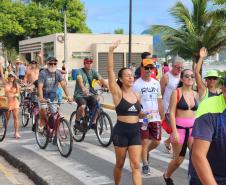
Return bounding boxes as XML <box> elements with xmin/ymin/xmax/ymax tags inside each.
<box><xmin>142</xmin><ymin>58</ymin><xmax>154</xmax><ymax>67</ymax></box>
<box><xmin>46</xmin><ymin>57</ymin><xmax>58</xmax><ymax>63</ymax></box>
<box><xmin>84</xmin><ymin>57</ymin><xmax>93</xmax><ymax>64</ymax></box>
<box><xmin>205</xmin><ymin>70</ymin><xmax>219</xmax><ymax>78</ymax></box>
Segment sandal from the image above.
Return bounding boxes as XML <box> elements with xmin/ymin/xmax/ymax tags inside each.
<box><xmin>164</xmin><ymin>141</ymin><xmax>172</xmax><ymax>154</ymax></box>
<box><xmin>15</xmin><ymin>133</ymin><xmax>21</xmax><ymax>139</ymax></box>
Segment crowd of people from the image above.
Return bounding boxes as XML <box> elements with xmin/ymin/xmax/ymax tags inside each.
<box><xmin>107</xmin><ymin>42</ymin><xmax>225</xmax><ymax>185</ymax></box>
<box><xmin>0</xmin><ymin>43</ymin><xmax>225</xmax><ymax>185</ymax></box>
<box><xmin>0</xmin><ymin>57</ymin><xmax>71</xmax><ymax>139</ymax></box>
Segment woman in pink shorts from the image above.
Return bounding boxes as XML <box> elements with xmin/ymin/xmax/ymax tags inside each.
<box><xmin>163</xmin><ymin>69</ymin><xmax>199</xmax><ymax>185</ymax></box>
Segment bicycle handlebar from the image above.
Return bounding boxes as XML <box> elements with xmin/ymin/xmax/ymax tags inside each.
<box><xmin>89</xmin><ymin>88</ymin><xmax>109</xmax><ymax>96</ymax></box>
<box><xmin>40</xmin><ymin>100</ymin><xmax>76</xmax><ymax>105</ymax></box>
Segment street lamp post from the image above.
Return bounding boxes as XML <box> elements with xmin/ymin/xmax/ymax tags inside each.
<box><xmin>64</xmin><ymin>11</ymin><xmax>68</xmax><ymax>67</ymax></box>
<box><xmin>128</xmin><ymin>0</ymin><xmax>132</xmax><ymax>67</ymax></box>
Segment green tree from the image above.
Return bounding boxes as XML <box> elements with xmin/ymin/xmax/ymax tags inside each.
<box><xmin>0</xmin><ymin>1</ymin><xmax>26</xmax><ymax>50</ymax></box>
<box><xmin>31</xmin><ymin>0</ymin><xmax>91</xmax><ymax>33</ymax></box>
<box><xmin>114</xmin><ymin>28</ymin><xmax>124</xmax><ymax>34</ymax></box>
<box><xmin>150</xmin><ymin>0</ymin><xmax>226</xmax><ymax>66</ymax></box>
<box><xmin>0</xmin><ymin>0</ymin><xmax>91</xmax><ymax>57</ymax></box>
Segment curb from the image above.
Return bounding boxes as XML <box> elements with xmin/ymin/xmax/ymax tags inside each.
<box><xmin>0</xmin><ymin>148</ymin><xmax>48</xmax><ymax>185</ymax></box>
<box><xmin>101</xmin><ymin>103</ymin><xmax>115</xmax><ymax>110</ymax></box>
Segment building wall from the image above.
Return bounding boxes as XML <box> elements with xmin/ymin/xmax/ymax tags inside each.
<box><xmin>19</xmin><ymin>33</ymin><xmax>153</xmax><ymax>75</ymax></box>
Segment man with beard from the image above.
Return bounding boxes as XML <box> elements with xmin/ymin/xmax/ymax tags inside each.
<box><xmin>38</xmin><ymin>57</ymin><xmax>72</xmax><ymax>129</ymax></box>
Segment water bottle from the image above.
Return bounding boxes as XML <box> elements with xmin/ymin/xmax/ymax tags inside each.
<box><xmin>141</xmin><ymin>117</ymin><xmax>148</xmax><ymax>130</ymax></box>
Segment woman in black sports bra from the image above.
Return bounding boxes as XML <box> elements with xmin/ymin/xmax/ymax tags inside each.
<box><xmin>163</xmin><ymin>69</ymin><xmax>199</xmax><ymax>185</ymax></box>
<box><xmin>108</xmin><ymin>41</ymin><xmax>142</xmax><ymax>185</ymax></box>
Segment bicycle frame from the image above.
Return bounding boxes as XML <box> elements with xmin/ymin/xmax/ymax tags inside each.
<box><xmin>44</xmin><ymin>108</ymin><xmax>62</xmax><ymax>138</ymax></box>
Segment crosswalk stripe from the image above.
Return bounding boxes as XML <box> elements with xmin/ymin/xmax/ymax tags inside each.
<box><xmin>22</xmin><ymin>145</ymin><xmax>113</xmax><ymax>185</ymax></box>
<box><xmin>75</xmin><ymin>141</ymin><xmax>163</xmax><ymax>178</ymax></box>
<box><xmin>151</xmin><ymin>149</ymin><xmax>188</xmax><ymax>170</ymax></box>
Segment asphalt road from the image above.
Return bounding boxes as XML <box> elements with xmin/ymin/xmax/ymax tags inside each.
<box><xmin>0</xmin><ymin>82</ymin><xmax>191</xmax><ymax>185</ymax></box>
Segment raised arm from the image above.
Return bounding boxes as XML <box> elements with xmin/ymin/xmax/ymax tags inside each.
<box><xmin>107</xmin><ymin>41</ymin><xmax>121</xmax><ymax>102</ymax></box>
<box><xmin>0</xmin><ymin>66</ymin><xmax>5</xmax><ymax>84</ymax></box>
<box><xmin>195</xmin><ymin>47</ymin><xmax>208</xmax><ymax>99</ymax></box>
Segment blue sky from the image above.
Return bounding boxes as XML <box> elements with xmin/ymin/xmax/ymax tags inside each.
<box><xmin>81</xmin><ymin>0</ymin><xmax>192</xmax><ymax>34</ymax></box>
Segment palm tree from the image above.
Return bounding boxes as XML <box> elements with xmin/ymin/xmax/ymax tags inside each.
<box><xmin>150</xmin><ymin>0</ymin><xmax>226</xmax><ymax>67</ymax></box>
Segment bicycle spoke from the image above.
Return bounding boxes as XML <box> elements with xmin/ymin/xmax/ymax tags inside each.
<box><xmin>96</xmin><ymin>112</ymin><xmax>113</xmax><ymax>147</ymax></box>
<box><xmin>57</xmin><ymin>118</ymin><xmax>73</xmax><ymax>157</ymax></box>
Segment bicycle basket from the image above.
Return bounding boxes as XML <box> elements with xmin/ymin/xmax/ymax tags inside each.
<box><xmin>49</xmin><ymin>104</ymin><xmax>58</xmax><ymax>113</ymax></box>
<box><xmin>0</xmin><ymin>96</ymin><xmax>9</xmax><ymax>110</ymax></box>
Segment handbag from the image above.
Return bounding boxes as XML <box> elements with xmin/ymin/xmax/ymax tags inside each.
<box><xmin>162</xmin><ymin>88</ymin><xmax>180</xmax><ymax>134</ymax></box>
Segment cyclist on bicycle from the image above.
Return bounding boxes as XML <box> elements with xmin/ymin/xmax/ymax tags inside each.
<box><xmin>38</xmin><ymin>57</ymin><xmax>72</xmax><ymax>130</ymax></box>
<box><xmin>74</xmin><ymin>57</ymin><xmax>108</xmax><ymax>128</ymax></box>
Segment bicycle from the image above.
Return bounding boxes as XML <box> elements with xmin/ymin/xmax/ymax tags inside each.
<box><xmin>70</xmin><ymin>88</ymin><xmax>113</xmax><ymax>147</ymax></box>
<box><xmin>35</xmin><ymin>100</ymin><xmax>73</xmax><ymax>157</ymax></box>
<box><xmin>0</xmin><ymin>109</ymin><xmax>7</xmax><ymax>142</ymax></box>
<box><xmin>20</xmin><ymin>87</ymin><xmax>39</xmax><ymax>129</ymax></box>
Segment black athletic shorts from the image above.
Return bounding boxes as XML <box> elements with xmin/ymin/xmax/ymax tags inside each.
<box><xmin>75</xmin><ymin>96</ymin><xmax>97</xmax><ymax>110</ymax></box>
<box><xmin>112</xmin><ymin>120</ymin><xmax>141</xmax><ymax>147</ymax></box>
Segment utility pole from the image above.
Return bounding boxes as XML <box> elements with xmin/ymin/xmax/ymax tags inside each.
<box><xmin>64</xmin><ymin>11</ymin><xmax>68</xmax><ymax>68</ymax></box>
<box><xmin>128</xmin><ymin>0</ymin><xmax>132</xmax><ymax>67</ymax></box>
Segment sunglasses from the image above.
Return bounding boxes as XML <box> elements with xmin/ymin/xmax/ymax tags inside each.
<box><xmin>184</xmin><ymin>74</ymin><xmax>195</xmax><ymax>79</ymax></box>
<box><xmin>144</xmin><ymin>66</ymin><xmax>154</xmax><ymax>70</ymax></box>
<box><xmin>48</xmin><ymin>63</ymin><xmax>57</xmax><ymax>66</ymax></box>
<box><xmin>206</xmin><ymin>76</ymin><xmax>218</xmax><ymax>80</ymax></box>
<box><xmin>174</xmin><ymin>66</ymin><xmax>184</xmax><ymax>70</ymax></box>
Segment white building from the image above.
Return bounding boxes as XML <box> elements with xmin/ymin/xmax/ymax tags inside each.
<box><xmin>19</xmin><ymin>33</ymin><xmax>152</xmax><ymax>77</ymax></box>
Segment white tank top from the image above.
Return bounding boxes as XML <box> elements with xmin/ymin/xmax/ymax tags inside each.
<box><xmin>163</xmin><ymin>72</ymin><xmax>180</xmax><ymax>113</ymax></box>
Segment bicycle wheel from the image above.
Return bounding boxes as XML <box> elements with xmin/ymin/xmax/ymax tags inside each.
<box><xmin>0</xmin><ymin>111</ymin><xmax>7</xmax><ymax>142</ymax></box>
<box><xmin>35</xmin><ymin>115</ymin><xmax>49</xmax><ymax>149</ymax></box>
<box><xmin>69</xmin><ymin>111</ymin><xmax>86</xmax><ymax>142</ymax></box>
<box><xmin>95</xmin><ymin>111</ymin><xmax>113</xmax><ymax>147</ymax></box>
<box><xmin>56</xmin><ymin>118</ymin><xmax>73</xmax><ymax>157</ymax></box>
<box><xmin>21</xmin><ymin>106</ymin><xmax>30</xmax><ymax>127</ymax></box>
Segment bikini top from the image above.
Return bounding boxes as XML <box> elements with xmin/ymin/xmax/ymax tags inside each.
<box><xmin>177</xmin><ymin>92</ymin><xmax>198</xmax><ymax>111</ymax></box>
<box><xmin>115</xmin><ymin>93</ymin><xmax>141</xmax><ymax>116</ymax></box>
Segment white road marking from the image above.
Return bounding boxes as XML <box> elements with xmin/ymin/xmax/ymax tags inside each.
<box><xmin>75</xmin><ymin>141</ymin><xmax>163</xmax><ymax>178</ymax></box>
<box><xmin>151</xmin><ymin>149</ymin><xmax>189</xmax><ymax>170</ymax></box>
<box><xmin>22</xmin><ymin>145</ymin><xmax>113</xmax><ymax>185</ymax></box>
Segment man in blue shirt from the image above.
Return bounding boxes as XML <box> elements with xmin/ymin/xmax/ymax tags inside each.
<box><xmin>18</xmin><ymin>61</ymin><xmax>26</xmax><ymax>80</ymax></box>
<box><xmin>189</xmin><ymin>75</ymin><xmax>226</xmax><ymax>185</ymax></box>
